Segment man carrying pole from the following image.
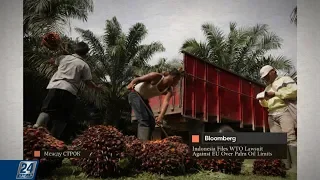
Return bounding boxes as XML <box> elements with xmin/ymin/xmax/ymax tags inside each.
<box><xmin>33</xmin><ymin>39</ymin><xmax>102</xmax><ymax>139</ymax></box>
<box><xmin>257</xmin><ymin>65</ymin><xmax>297</xmax><ymax>173</ymax></box>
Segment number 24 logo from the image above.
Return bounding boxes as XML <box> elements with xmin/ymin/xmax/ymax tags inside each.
<box><xmin>20</xmin><ymin>163</ymin><xmax>34</xmax><ymax>173</ymax></box>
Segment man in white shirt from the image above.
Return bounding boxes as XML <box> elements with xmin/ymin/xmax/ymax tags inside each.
<box><xmin>33</xmin><ymin>42</ymin><xmax>102</xmax><ymax>139</ymax></box>
<box><xmin>257</xmin><ymin>65</ymin><xmax>297</xmax><ymax>173</ymax></box>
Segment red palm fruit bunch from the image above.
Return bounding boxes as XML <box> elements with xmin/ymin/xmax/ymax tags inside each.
<box><xmin>196</xmin><ymin>159</ymin><xmax>243</xmax><ymax>175</ymax></box>
<box><xmin>138</xmin><ymin>141</ymin><xmax>186</xmax><ymax>175</ymax></box>
<box><xmin>136</xmin><ymin>138</ymin><xmax>198</xmax><ymax>176</ymax></box>
<box><xmin>70</xmin><ymin>125</ymin><xmax>131</xmax><ymax>178</ymax></box>
<box><xmin>217</xmin><ymin>159</ymin><xmax>243</xmax><ymax>175</ymax></box>
<box><xmin>124</xmin><ymin>135</ymin><xmax>143</xmax><ymax>158</ymax></box>
<box><xmin>23</xmin><ymin>125</ymin><xmax>67</xmax><ymax>178</ymax></box>
<box><xmin>41</xmin><ymin>32</ymin><xmax>61</xmax><ymax>50</ymax></box>
<box><xmin>68</xmin><ymin>136</ymin><xmax>84</xmax><ymax>166</ymax></box>
<box><xmin>123</xmin><ymin>135</ymin><xmax>197</xmax><ymax>175</ymax></box>
<box><xmin>196</xmin><ymin>159</ymin><xmax>219</xmax><ymax>172</ymax></box>
<box><xmin>123</xmin><ymin>136</ymin><xmax>144</xmax><ymax>173</ymax></box>
<box><xmin>252</xmin><ymin>159</ymin><xmax>286</xmax><ymax>177</ymax></box>
<box><xmin>163</xmin><ymin>136</ymin><xmax>198</xmax><ymax>174</ymax></box>
<box><xmin>163</xmin><ymin>136</ymin><xmax>184</xmax><ymax>143</ymax></box>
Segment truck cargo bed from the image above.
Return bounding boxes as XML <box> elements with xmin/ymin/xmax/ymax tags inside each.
<box><xmin>131</xmin><ymin>51</ymin><xmax>269</xmax><ymax>133</ymax></box>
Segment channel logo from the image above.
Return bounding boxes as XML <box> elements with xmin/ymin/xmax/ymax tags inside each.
<box><xmin>16</xmin><ymin>161</ymin><xmax>38</xmax><ymax>179</ymax></box>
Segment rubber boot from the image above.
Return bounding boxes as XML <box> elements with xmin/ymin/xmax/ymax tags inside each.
<box><xmin>50</xmin><ymin>120</ymin><xmax>67</xmax><ymax>139</ymax></box>
<box><xmin>33</xmin><ymin>112</ymin><xmax>50</xmax><ymax>128</ymax></box>
<box><xmin>283</xmin><ymin>146</ymin><xmax>292</xmax><ymax>170</ymax></box>
<box><xmin>137</xmin><ymin>126</ymin><xmax>152</xmax><ymax>142</ymax></box>
<box><xmin>288</xmin><ymin>145</ymin><xmax>297</xmax><ymax>173</ymax></box>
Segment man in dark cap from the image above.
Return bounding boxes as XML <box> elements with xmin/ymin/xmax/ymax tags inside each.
<box><xmin>33</xmin><ymin>41</ymin><xmax>102</xmax><ymax>138</ymax></box>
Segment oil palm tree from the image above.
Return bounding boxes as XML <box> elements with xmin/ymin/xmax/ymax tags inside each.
<box><xmin>75</xmin><ymin>16</ymin><xmax>165</xmax><ymax>127</ymax></box>
<box><xmin>181</xmin><ymin>22</ymin><xmax>293</xmax><ymax>82</ymax></box>
<box><xmin>23</xmin><ymin>0</ymin><xmax>94</xmax><ymax>37</ymax></box>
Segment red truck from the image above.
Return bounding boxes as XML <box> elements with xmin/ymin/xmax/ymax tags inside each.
<box><xmin>132</xmin><ymin>51</ymin><xmax>268</xmax><ymax>141</ymax></box>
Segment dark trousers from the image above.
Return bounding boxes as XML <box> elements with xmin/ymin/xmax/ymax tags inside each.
<box><xmin>41</xmin><ymin>88</ymin><xmax>76</xmax><ymax>138</ymax></box>
<box><xmin>128</xmin><ymin>92</ymin><xmax>155</xmax><ymax>141</ymax></box>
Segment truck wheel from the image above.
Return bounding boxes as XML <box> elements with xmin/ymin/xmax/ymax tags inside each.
<box><xmin>216</xmin><ymin>125</ymin><xmax>235</xmax><ymax>133</ymax></box>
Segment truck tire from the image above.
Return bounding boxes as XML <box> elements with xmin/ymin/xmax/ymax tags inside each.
<box><xmin>216</xmin><ymin>125</ymin><xmax>235</xmax><ymax>133</ymax></box>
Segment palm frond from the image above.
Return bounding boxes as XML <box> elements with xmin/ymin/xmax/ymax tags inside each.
<box><xmin>259</xmin><ymin>32</ymin><xmax>282</xmax><ymax>50</ymax></box>
<box><xmin>181</xmin><ymin>38</ymin><xmax>211</xmax><ymax>60</ymax></box>
<box><xmin>202</xmin><ymin>23</ymin><xmax>228</xmax><ymax>65</ymax></box>
<box><xmin>74</xmin><ymin>28</ymin><xmax>105</xmax><ymax>57</ymax></box>
<box><xmin>229</xmin><ymin>22</ymin><xmax>237</xmax><ymax>32</ymax></box>
<box><xmin>226</xmin><ymin>22</ymin><xmax>241</xmax><ymax>65</ymax></box>
<box><xmin>202</xmin><ymin>23</ymin><xmax>225</xmax><ymax>46</ymax></box>
<box><xmin>132</xmin><ymin>42</ymin><xmax>165</xmax><ymax>67</ymax></box>
<box><xmin>250</xmin><ymin>24</ymin><xmax>269</xmax><ymax>36</ymax></box>
<box><xmin>232</xmin><ymin>24</ymin><xmax>273</xmax><ymax>72</ymax></box>
<box><xmin>74</xmin><ymin>27</ymin><xmax>110</xmax><ymax>78</ymax></box>
<box><xmin>290</xmin><ymin>70</ymin><xmax>297</xmax><ymax>82</ymax></box>
<box><xmin>246</xmin><ymin>32</ymin><xmax>282</xmax><ymax>62</ymax></box>
<box><xmin>24</xmin><ymin>0</ymin><xmax>94</xmax><ymax>36</ymax></box>
<box><xmin>183</xmin><ymin>22</ymin><xmax>292</xmax><ymax>82</ymax></box>
<box><xmin>201</xmin><ymin>23</ymin><xmax>226</xmax><ymax>52</ymax></box>
<box><xmin>126</xmin><ymin>23</ymin><xmax>148</xmax><ymax>55</ymax></box>
<box><xmin>290</xmin><ymin>6</ymin><xmax>297</xmax><ymax>25</ymax></box>
<box><xmin>104</xmin><ymin>16</ymin><xmax>122</xmax><ymax>47</ymax></box>
<box><xmin>266</xmin><ymin>55</ymin><xmax>293</xmax><ymax>73</ymax></box>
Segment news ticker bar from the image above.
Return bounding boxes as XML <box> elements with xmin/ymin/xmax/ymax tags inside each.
<box><xmin>34</xmin><ymin>146</ymin><xmax>286</xmax><ymax>160</ymax></box>
<box><xmin>191</xmin><ymin>144</ymin><xmax>287</xmax><ymax>159</ymax></box>
<box><xmin>190</xmin><ymin>132</ymin><xmax>287</xmax><ymax>144</ymax></box>
<box><xmin>189</xmin><ymin>132</ymin><xmax>287</xmax><ymax>159</ymax></box>
<box><xmin>33</xmin><ymin>150</ymin><xmax>90</xmax><ymax>158</ymax></box>
<box><xmin>33</xmin><ymin>133</ymin><xmax>287</xmax><ymax>159</ymax></box>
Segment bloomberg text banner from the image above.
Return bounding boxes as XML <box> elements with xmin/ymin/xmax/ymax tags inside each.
<box><xmin>190</xmin><ymin>132</ymin><xmax>287</xmax><ymax>159</ymax></box>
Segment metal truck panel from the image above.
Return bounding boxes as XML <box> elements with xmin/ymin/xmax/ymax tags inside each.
<box><xmin>133</xmin><ymin>52</ymin><xmax>268</xmax><ymax>131</ymax></box>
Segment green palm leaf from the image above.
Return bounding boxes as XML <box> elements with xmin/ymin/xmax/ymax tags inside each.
<box><xmin>182</xmin><ymin>22</ymin><xmax>294</xmax><ymax>82</ymax></box>
<box><xmin>133</xmin><ymin>42</ymin><xmax>165</xmax><ymax>67</ymax></box>
<box><xmin>24</xmin><ymin>0</ymin><xmax>93</xmax><ymax>36</ymax></box>
<box><xmin>104</xmin><ymin>17</ymin><xmax>122</xmax><ymax>47</ymax></box>
<box><xmin>181</xmin><ymin>38</ymin><xmax>211</xmax><ymax>61</ymax></box>
<box><xmin>75</xmin><ymin>17</ymin><xmax>165</xmax><ymax>126</ymax></box>
<box><xmin>290</xmin><ymin>6</ymin><xmax>297</xmax><ymax>25</ymax></box>
<box><xmin>126</xmin><ymin>23</ymin><xmax>148</xmax><ymax>56</ymax></box>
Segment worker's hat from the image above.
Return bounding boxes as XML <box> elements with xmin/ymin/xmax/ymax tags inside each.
<box><xmin>259</xmin><ymin>65</ymin><xmax>274</xmax><ymax>79</ymax></box>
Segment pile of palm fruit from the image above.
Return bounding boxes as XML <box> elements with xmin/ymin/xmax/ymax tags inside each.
<box><xmin>253</xmin><ymin>159</ymin><xmax>287</xmax><ymax>177</ymax></box>
<box><xmin>24</xmin><ymin>124</ymin><xmax>246</xmax><ymax>178</ymax></box>
<box><xmin>23</xmin><ymin>122</ymin><xmax>67</xmax><ymax>177</ymax></box>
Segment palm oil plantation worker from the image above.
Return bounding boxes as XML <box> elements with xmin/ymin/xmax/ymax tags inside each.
<box><xmin>257</xmin><ymin>65</ymin><xmax>297</xmax><ymax>173</ymax></box>
<box><xmin>33</xmin><ymin>41</ymin><xmax>103</xmax><ymax>139</ymax></box>
<box><xmin>127</xmin><ymin>68</ymin><xmax>183</xmax><ymax>141</ymax></box>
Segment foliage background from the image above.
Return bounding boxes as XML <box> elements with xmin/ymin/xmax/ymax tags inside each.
<box><xmin>23</xmin><ymin>0</ymin><xmax>297</xmax><ymax>143</ymax></box>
